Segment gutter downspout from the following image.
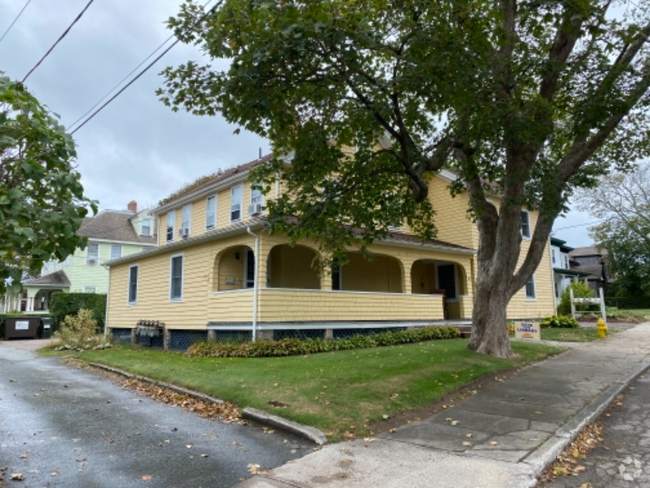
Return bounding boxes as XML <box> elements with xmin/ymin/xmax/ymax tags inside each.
<box><xmin>104</xmin><ymin>266</ymin><xmax>111</xmax><ymax>337</ymax></box>
<box><xmin>247</xmin><ymin>227</ymin><xmax>259</xmax><ymax>341</ymax></box>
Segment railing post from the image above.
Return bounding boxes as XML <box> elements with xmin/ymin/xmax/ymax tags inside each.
<box><xmin>570</xmin><ymin>288</ymin><xmax>575</xmax><ymax>318</ymax></box>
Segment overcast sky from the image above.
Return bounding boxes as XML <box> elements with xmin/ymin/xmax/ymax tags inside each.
<box><xmin>0</xmin><ymin>0</ymin><xmax>596</xmax><ymax>247</ymax></box>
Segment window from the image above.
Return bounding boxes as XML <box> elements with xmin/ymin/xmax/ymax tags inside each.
<box><xmin>141</xmin><ymin>218</ymin><xmax>151</xmax><ymax>236</ymax></box>
<box><xmin>206</xmin><ymin>196</ymin><xmax>217</xmax><ymax>230</ymax></box>
<box><xmin>249</xmin><ymin>184</ymin><xmax>264</xmax><ymax>215</ymax></box>
<box><xmin>180</xmin><ymin>204</ymin><xmax>191</xmax><ymax>238</ymax></box>
<box><xmin>231</xmin><ymin>184</ymin><xmax>243</xmax><ymax>222</ymax></box>
<box><xmin>166</xmin><ymin>211</ymin><xmax>176</xmax><ymax>242</ymax></box>
<box><xmin>525</xmin><ymin>275</ymin><xmax>536</xmax><ymax>299</ymax></box>
<box><xmin>170</xmin><ymin>254</ymin><xmax>183</xmax><ymax>301</ymax></box>
<box><xmin>520</xmin><ymin>211</ymin><xmax>531</xmax><ymax>239</ymax></box>
<box><xmin>563</xmin><ymin>255</ymin><xmax>569</xmax><ymax>269</ymax></box>
<box><xmin>86</xmin><ymin>243</ymin><xmax>99</xmax><ymax>265</ymax></box>
<box><xmin>551</xmin><ymin>248</ymin><xmax>556</xmax><ymax>264</ymax></box>
<box><xmin>110</xmin><ymin>244</ymin><xmax>122</xmax><ymax>260</ymax></box>
<box><xmin>84</xmin><ymin>286</ymin><xmax>97</xmax><ymax>293</ymax></box>
<box><xmin>128</xmin><ymin>265</ymin><xmax>138</xmax><ymax>304</ymax></box>
<box><xmin>244</xmin><ymin>249</ymin><xmax>255</xmax><ymax>288</ymax></box>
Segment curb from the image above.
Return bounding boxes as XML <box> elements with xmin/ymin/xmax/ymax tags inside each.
<box><xmin>242</xmin><ymin>407</ymin><xmax>328</xmax><ymax>446</ymax></box>
<box><xmin>87</xmin><ymin>362</ymin><xmax>328</xmax><ymax>445</ymax></box>
<box><xmin>521</xmin><ymin>359</ymin><xmax>650</xmax><ymax>479</ymax></box>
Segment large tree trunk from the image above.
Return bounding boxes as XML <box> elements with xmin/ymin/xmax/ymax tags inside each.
<box><xmin>468</xmin><ymin>275</ymin><xmax>514</xmax><ymax>358</ymax></box>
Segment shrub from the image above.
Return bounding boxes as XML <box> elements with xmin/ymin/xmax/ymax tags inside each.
<box><xmin>540</xmin><ymin>315</ymin><xmax>580</xmax><ymax>329</ymax></box>
<box><xmin>188</xmin><ymin>326</ymin><xmax>462</xmax><ymax>358</ymax></box>
<box><xmin>49</xmin><ymin>292</ymin><xmax>107</xmax><ymax>331</ymax></box>
<box><xmin>557</xmin><ymin>282</ymin><xmax>596</xmax><ymax>315</ymax></box>
<box><xmin>50</xmin><ymin>309</ymin><xmax>112</xmax><ymax>351</ymax></box>
<box><xmin>605</xmin><ymin>296</ymin><xmax>650</xmax><ymax>310</ymax></box>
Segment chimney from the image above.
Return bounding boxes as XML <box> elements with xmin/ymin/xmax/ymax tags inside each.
<box><xmin>127</xmin><ymin>200</ymin><xmax>137</xmax><ymax>213</ymax></box>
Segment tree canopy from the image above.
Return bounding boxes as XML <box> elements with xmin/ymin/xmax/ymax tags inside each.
<box><xmin>159</xmin><ymin>0</ymin><xmax>650</xmax><ymax>357</ymax></box>
<box><xmin>0</xmin><ymin>76</ymin><xmax>96</xmax><ymax>295</ymax></box>
<box><xmin>578</xmin><ymin>163</ymin><xmax>650</xmax><ymax>296</ymax></box>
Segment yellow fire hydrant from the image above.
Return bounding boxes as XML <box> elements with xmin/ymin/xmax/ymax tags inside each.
<box><xmin>597</xmin><ymin>317</ymin><xmax>608</xmax><ymax>339</ymax></box>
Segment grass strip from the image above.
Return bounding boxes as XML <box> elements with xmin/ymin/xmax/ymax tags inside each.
<box><xmin>74</xmin><ymin>339</ymin><xmax>562</xmax><ymax>439</ymax></box>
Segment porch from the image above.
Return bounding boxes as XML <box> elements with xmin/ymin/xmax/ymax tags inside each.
<box><xmin>207</xmin><ymin>238</ymin><xmax>475</xmax><ymax>327</ymax></box>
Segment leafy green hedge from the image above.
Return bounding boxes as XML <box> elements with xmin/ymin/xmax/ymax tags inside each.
<box><xmin>188</xmin><ymin>326</ymin><xmax>461</xmax><ymax>358</ymax></box>
<box><xmin>605</xmin><ymin>297</ymin><xmax>650</xmax><ymax>310</ymax></box>
<box><xmin>540</xmin><ymin>315</ymin><xmax>580</xmax><ymax>329</ymax></box>
<box><xmin>49</xmin><ymin>292</ymin><xmax>107</xmax><ymax>330</ymax></box>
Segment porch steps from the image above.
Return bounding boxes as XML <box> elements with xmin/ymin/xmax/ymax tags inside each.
<box><xmin>454</xmin><ymin>325</ymin><xmax>472</xmax><ymax>338</ymax></box>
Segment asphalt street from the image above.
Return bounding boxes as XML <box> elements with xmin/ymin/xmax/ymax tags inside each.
<box><xmin>0</xmin><ymin>345</ymin><xmax>308</xmax><ymax>488</ymax></box>
<box><xmin>542</xmin><ymin>373</ymin><xmax>650</xmax><ymax>488</ymax></box>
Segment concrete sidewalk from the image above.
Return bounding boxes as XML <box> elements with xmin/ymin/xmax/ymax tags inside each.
<box><xmin>237</xmin><ymin>323</ymin><xmax>650</xmax><ymax>488</ymax></box>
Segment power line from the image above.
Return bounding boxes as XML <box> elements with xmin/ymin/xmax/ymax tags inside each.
<box><xmin>22</xmin><ymin>0</ymin><xmax>95</xmax><ymax>82</ymax></box>
<box><xmin>0</xmin><ymin>0</ymin><xmax>33</xmax><ymax>45</ymax></box>
<box><xmin>70</xmin><ymin>0</ymin><xmax>221</xmax><ymax>135</ymax></box>
<box><xmin>67</xmin><ymin>32</ymin><xmax>177</xmax><ymax>131</ymax></box>
<box><xmin>553</xmin><ymin>219</ymin><xmax>605</xmax><ymax>232</ymax></box>
<box><xmin>68</xmin><ymin>0</ymin><xmax>215</xmax><ymax>132</ymax></box>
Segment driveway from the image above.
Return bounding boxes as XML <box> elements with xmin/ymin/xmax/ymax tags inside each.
<box><xmin>0</xmin><ymin>342</ymin><xmax>308</xmax><ymax>487</ymax></box>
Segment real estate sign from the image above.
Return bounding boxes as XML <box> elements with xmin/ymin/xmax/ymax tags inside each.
<box><xmin>514</xmin><ymin>321</ymin><xmax>541</xmax><ymax>341</ymax></box>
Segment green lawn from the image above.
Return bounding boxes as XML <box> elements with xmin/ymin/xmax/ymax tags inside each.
<box><xmin>74</xmin><ymin>339</ymin><xmax>562</xmax><ymax>439</ymax></box>
<box><xmin>540</xmin><ymin>328</ymin><xmax>604</xmax><ymax>342</ymax></box>
<box><xmin>607</xmin><ymin>309</ymin><xmax>650</xmax><ymax>322</ymax></box>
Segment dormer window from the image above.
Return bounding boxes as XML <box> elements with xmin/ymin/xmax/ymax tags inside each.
<box><xmin>141</xmin><ymin>218</ymin><xmax>151</xmax><ymax>236</ymax></box>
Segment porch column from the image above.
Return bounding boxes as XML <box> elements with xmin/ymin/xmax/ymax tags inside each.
<box><xmin>401</xmin><ymin>258</ymin><xmax>413</xmax><ymax>294</ymax></box>
<box><xmin>256</xmin><ymin>238</ymin><xmax>270</xmax><ymax>288</ymax></box>
<box><xmin>26</xmin><ymin>288</ymin><xmax>39</xmax><ymax>312</ymax></box>
<box><xmin>320</xmin><ymin>268</ymin><xmax>333</xmax><ymax>290</ymax></box>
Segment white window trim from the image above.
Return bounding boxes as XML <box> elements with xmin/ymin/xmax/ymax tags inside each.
<box><xmin>436</xmin><ymin>263</ymin><xmax>459</xmax><ymax>302</ymax></box>
<box><xmin>181</xmin><ymin>204</ymin><xmax>192</xmax><ymax>237</ymax></box>
<box><xmin>167</xmin><ymin>211</ymin><xmax>176</xmax><ymax>242</ymax></box>
<box><xmin>84</xmin><ymin>286</ymin><xmax>97</xmax><ymax>293</ymax></box>
<box><xmin>231</xmin><ymin>184</ymin><xmax>243</xmax><ymax>223</ymax></box>
<box><xmin>206</xmin><ymin>195</ymin><xmax>217</xmax><ymax>230</ymax></box>
<box><xmin>86</xmin><ymin>243</ymin><xmax>99</xmax><ymax>265</ymax></box>
<box><xmin>520</xmin><ymin>210</ymin><xmax>531</xmax><ymax>240</ymax></box>
<box><xmin>110</xmin><ymin>244</ymin><xmax>122</xmax><ymax>260</ymax></box>
<box><xmin>525</xmin><ymin>274</ymin><xmax>537</xmax><ymax>300</ymax></box>
<box><xmin>169</xmin><ymin>253</ymin><xmax>184</xmax><ymax>302</ymax></box>
<box><xmin>141</xmin><ymin>218</ymin><xmax>152</xmax><ymax>236</ymax></box>
<box><xmin>128</xmin><ymin>264</ymin><xmax>139</xmax><ymax>305</ymax></box>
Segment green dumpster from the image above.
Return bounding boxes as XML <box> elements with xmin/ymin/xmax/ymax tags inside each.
<box><xmin>41</xmin><ymin>317</ymin><xmax>53</xmax><ymax>339</ymax></box>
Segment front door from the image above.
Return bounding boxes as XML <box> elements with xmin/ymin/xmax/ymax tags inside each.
<box><xmin>437</xmin><ymin>264</ymin><xmax>457</xmax><ymax>300</ymax></box>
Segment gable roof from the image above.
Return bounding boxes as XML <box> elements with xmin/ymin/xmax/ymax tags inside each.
<box><xmin>79</xmin><ymin>210</ymin><xmax>156</xmax><ymax>244</ymax></box>
<box><xmin>23</xmin><ymin>270</ymin><xmax>70</xmax><ymax>288</ymax></box>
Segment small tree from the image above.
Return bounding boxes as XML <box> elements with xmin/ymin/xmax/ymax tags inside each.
<box><xmin>558</xmin><ymin>282</ymin><xmax>595</xmax><ymax>316</ymax></box>
<box><xmin>577</xmin><ymin>163</ymin><xmax>650</xmax><ymax>297</ymax></box>
<box><xmin>0</xmin><ymin>76</ymin><xmax>96</xmax><ymax>293</ymax></box>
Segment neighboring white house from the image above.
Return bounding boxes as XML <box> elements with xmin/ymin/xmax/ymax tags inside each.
<box><xmin>550</xmin><ymin>237</ymin><xmax>590</xmax><ymax>310</ymax></box>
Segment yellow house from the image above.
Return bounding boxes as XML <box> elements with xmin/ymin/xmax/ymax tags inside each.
<box><xmin>105</xmin><ymin>155</ymin><xmax>555</xmax><ymax>350</ymax></box>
